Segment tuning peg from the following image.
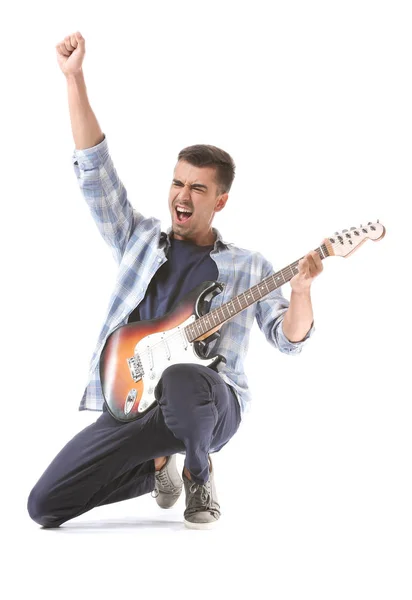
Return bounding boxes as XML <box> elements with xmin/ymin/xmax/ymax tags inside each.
<box><xmin>350</xmin><ymin>227</ymin><xmax>356</xmax><ymax>230</ymax></box>
<box><xmin>368</xmin><ymin>221</ymin><xmax>372</xmax><ymax>225</ymax></box>
<box><xmin>334</xmin><ymin>232</ymin><xmax>339</xmax><ymax>235</ymax></box>
<box><xmin>359</xmin><ymin>224</ymin><xmax>362</xmax><ymax>228</ymax></box>
<box><xmin>342</xmin><ymin>229</ymin><xmax>348</xmax><ymax>232</ymax></box>
<box><xmin>377</xmin><ymin>219</ymin><xmax>379</xmax><ymax>223</ymax></box>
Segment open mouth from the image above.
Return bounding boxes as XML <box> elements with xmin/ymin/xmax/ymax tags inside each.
<box><xmin>175</xmin><ymin>206</ymin><xmax>193</xmax><ymax>223</ymax></box>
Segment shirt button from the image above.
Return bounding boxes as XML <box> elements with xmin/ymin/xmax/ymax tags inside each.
<box><xmin>158</xmin><ymin>257</ymin><xmax>162</xmax><ymax>262</ymax></box>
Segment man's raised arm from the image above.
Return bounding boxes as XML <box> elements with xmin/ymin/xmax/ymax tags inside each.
<box><xmin>56</xmin><ymin>31</ymin><xmax>139</xmax><ymax>263</ymax></box>
<box><xmin>56</xmin><ymin>32</ymin><xmax>103</xmax><ymax>149</ymax></box>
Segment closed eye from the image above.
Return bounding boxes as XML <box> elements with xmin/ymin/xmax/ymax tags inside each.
<box><xmin>172</xmin><ymin>179</ymin><xmax>208</xmax><ymax>192</ymax></box>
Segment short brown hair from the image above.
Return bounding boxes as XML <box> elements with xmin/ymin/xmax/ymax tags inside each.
<box><xmin>177</xmin><ymin>144</ymin><xmax>236</xmax><ymax>195</ymax></box>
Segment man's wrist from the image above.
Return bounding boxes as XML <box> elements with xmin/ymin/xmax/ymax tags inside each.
<box><xmin>290</xmin><ymin>286</ymin><xmax>311</xmax><ymax>297</ymax></box>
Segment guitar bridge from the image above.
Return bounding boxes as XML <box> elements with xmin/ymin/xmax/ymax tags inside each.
<box><xmin>127</xmin><ymin>354</ymin><xmax>144</xmax><ymax>382</ymax></box>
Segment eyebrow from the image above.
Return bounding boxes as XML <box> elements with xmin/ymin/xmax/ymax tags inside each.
<box><xmin>173</xmin><ymin>178</ymin><xmax>208</xmax><ymax>191</ymax></box>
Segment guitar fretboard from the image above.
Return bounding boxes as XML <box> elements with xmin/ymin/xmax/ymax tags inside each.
<box><xmin>185</xmin><ymin>243</ymin><xmax>330</xmax><ymax>343</ymax></box>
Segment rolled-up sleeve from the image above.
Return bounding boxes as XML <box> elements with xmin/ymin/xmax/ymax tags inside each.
<box><xmin>255</xmin><ymin>254</ymin><xmax>315</xmax><ymax>354</ymax></box>
<box><xmin>274</xmin><ymin>314</ymin><xmax>315</xmax><ymax>353</ymax></box>
<box><xmin>72</xmin><ymin>133</ymin><xmax>110</xmax><ymax>170</ymax></box>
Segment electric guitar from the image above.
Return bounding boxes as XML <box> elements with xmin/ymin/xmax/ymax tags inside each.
<box><xmin>100</xmin><ymin>221</ymin><xmax>386</xmax><ymax>422</ymax></box>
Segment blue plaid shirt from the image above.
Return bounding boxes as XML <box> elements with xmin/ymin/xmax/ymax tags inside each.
<box><xmin>72</xmin><ymin>134</ymin><xmax>315</xmax><ymax>416</ymax></box>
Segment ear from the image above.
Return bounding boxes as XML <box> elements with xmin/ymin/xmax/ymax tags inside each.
<box><xmin>214</xmin><ymin>192</ymin><xmax>229</xmax><ymax>212</ymax></box>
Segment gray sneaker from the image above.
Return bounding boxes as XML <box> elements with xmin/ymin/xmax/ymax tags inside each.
<box><xmin>152</xmin><ymin>455</ymin><xmax>183</xmax><ymax>509</ymax></box>
<box><xmin>183</xmin><ymin>456</ymin><xmax>221</xmax><ymax>529</ymax></box>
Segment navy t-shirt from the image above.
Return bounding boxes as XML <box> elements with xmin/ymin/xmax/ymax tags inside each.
<box><xmin>127</xmin><ymin>236</ymin><xmax>218</xmax><ymax>323</ymax></box>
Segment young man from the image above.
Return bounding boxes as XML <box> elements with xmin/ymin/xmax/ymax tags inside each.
<box><xmin>27</xmin><ymin>32</ymin><xmax>322</xmax><ymax>530</ymax></box>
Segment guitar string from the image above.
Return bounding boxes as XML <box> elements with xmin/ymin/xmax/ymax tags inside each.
<box><xmin>134</xmin><ymin>275</ymin><xmax>303</xmax><ymax>365</ymax></box>
<box><xmin>134</xmin><ymin>279</ymin><xmax>290</xmax><ymax>363</ymax></box>
<box><xmin>133</xmin><ymin>257</ymin><xmax>323</xmax><ymax>362</ymax></box>
<box><xmin>130</xmin><ymin>235</ymin><xmax>376</xmax><ymax>364</ymax></box>
<box><xmin>133</xmin><ymin>254</ymin><xmax>317</xmax><ymax>361</ymax></box>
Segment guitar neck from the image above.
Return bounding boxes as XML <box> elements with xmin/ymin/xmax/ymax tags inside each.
<box><xmin>185</xmin><ymin>241</ymin><xmax>331</xmax><ymax>343</ymax></box>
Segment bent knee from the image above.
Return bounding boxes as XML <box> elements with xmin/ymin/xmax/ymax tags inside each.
<box><xmin>162</xmin><ymin>363</ymin><xmax>195</xmax><ymax>377</ymax></box>
<box><xmin>161</xmin><ymin>363</ymin><xmax>212</xmax><ymax>385</ymax></box>
<box><xmin>27</xmin><ymin>485</ymin><xmax>61</xmax><ymax>528</ymax></box>
<box><xmin>155</xmin><ymin>364</ymin><xmax>216</xmax><ymax>415</ymax></box>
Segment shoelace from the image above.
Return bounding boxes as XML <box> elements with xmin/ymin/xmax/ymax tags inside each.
<box><xmin>157</xmin><ymin>469</ymin><xmax>174</xmax><ymax>489</ymax></box>
<box><xmin>151</xmin><ymin>466</ymin><xmax>180</xmax><ymax>498</ymax></box>
<box><xmin>188</xmin><ymin>482</ymin><xmax>211</xmax><ymax>509</ymax></box>
<box><xmin>185</xmin><ymin>480</ymin><xmax>221</xmax><ymax>518</ymax></box>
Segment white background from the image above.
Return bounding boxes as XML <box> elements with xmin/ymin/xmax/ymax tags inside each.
<box><xmin>1</xmin><ymin>1</ymin><xmax>411</xmax><ymax>598</ymax></box>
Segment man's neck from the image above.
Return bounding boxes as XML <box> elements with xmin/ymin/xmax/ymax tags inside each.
<box><xmin>171</xmin><ymin>230</ymin><xmax>216</xmax><ymax>246</ymax></box>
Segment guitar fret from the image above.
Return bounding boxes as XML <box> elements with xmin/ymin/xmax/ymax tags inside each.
<box><xmin>186</xmin><ymin>244</ymin><xmax>330</xmax><ymax>343</ymax></box>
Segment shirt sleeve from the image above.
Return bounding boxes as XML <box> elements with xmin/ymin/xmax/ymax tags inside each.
<box><xmin>72</xmin><ymin>133</ymin><xmax>145</xmax><ymax>264</ymax></box>
<box><xmin>254</xmin><ymin>253</ymin><xmax>315</xmax><ymax>354</ymax></box>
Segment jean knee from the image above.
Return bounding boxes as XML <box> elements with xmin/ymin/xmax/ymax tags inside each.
<box><xmin>157</xmin><ymin>363</ymin><xmax>212</xmax><ymax>405</ymax></box>
<box><xmin>162</xmin><ymin>363</ymin><xmax>198</xmax><ymax>380</ymax></box>
<box><xmin>27</xmin><ymin>485</ymin><xmax>60</xmax><ymax>528</ymax></box>
<box><xmin>162</xmin><ymin>363</ymin><xmax>213</xmax><ymax>386</ymax></box>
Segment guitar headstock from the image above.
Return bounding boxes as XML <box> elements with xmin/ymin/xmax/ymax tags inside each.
<box><xmin>325</xmin><ymin>221</ymin><xmax>386</xmax><ymax>258</ymax></box>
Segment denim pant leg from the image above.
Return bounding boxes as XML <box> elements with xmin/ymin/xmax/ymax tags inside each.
<box><xmin>27</xmin><ymin>364</ymin><xmax>241</xmax><ymax>527</ymax></box>
<box><xmin>155</xmin><ymin>363</ymin><xmax>241</xmax><ymax>485</ymax></box>
<box><xmin>27</xmin><ymin>402</ymin><xmax>185</xmax><ymax>528</ymax></box>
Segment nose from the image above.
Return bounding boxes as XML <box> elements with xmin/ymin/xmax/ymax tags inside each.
<box><xmin>176</xmin><ymin>183</ymin><xmax>192</xmax><ymax>202</ymax></box>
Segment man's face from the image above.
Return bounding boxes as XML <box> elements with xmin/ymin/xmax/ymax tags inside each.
<box><xmin>168</xmin><ymin>160</ymin><xmax>228</xmax><ymax>245</ymax></box>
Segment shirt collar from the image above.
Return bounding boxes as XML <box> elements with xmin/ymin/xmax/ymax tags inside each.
<box><xmin>162</xmin><ymin>225</ymin><xmax>231</xmax><ymax>251</ymax></box>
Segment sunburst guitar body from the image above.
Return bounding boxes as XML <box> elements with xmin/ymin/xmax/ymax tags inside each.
<box><xmin>100</xmin><ymin>281</ymin><xmax>225</xmax><ymax>422</ymax></box>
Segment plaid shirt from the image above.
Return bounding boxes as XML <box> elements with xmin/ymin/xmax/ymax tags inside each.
<box><xmin>72</xmin><ymin>134</ymin><xmax>315</xmax><ymax>416</ymax></box>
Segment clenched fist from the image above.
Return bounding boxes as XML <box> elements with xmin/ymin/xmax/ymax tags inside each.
<box><xmin>56</xmin><ymin>32</ymin><xmax>85</xmax><ymax>77</ymax></box>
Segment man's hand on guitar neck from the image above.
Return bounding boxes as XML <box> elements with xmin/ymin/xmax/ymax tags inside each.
<box><xmin>282</xmin><ymin>249</ymin><xmax>323</xmax><ymax>343</ymax></box>
<box><xmin>290</xmin><ymin>249</ymin><xmax>324</xmax><ymax>295</ymax></box>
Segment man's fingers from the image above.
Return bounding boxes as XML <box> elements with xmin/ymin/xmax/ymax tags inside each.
<box><xmin>57</xmin><ymin>42</ymin><xmax>70</xmax><ymax>56</ymax></box>
<box><xmin>306</xmin><ymin>251</ymin><xmax>323</xmax><ymax>274</ymax></box>
<box><xmin>299</xmin><ymin>252</ymin><xmax>323</xmax><ymax>278</ymax></box>
<box><xmin>298</xmin><ymin>258</ymin><xmax>309</xmax><ymax>276</ymax></box>
<box><xmin>56</xmin><ymin>33</ymin><xmax>79</xmax><ymax>56</ymax></box>
<box><xmin>64</xmin><ymin>35</ymin><xmax>76</xmax><ymax>53</ymax></box>
<box><xmin>312</xmin><ymin>250</ymin><xmax>323</xmax><ymax>270</ymax></box>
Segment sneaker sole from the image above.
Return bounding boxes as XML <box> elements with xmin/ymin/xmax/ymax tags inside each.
<box><xmin>156</xmin><ymin>494</ymin><xmax>182</xmax><ymax>509</ymax></box>
<box><xmin>184</xmin><ymin>518</ymin><xmax>218</xmax><ymax>530</ymax></box>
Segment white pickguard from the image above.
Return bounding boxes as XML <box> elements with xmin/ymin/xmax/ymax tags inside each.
<box><xmin>130</xmin><ymin>314</ymin><xmax>217</xmax><ymax>415</ymax></box>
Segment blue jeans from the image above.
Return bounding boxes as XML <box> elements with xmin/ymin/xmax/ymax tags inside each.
<box><xmin>27</xmin><ymin>363</ymin><xmax>241</xmax><ymax>527</ymax></box>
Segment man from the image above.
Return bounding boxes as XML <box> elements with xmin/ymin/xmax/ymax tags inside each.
<box><xmin>27</xmin><ymin>32</ymin><xmax>322</xmax><ymax>530</ymax></box>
